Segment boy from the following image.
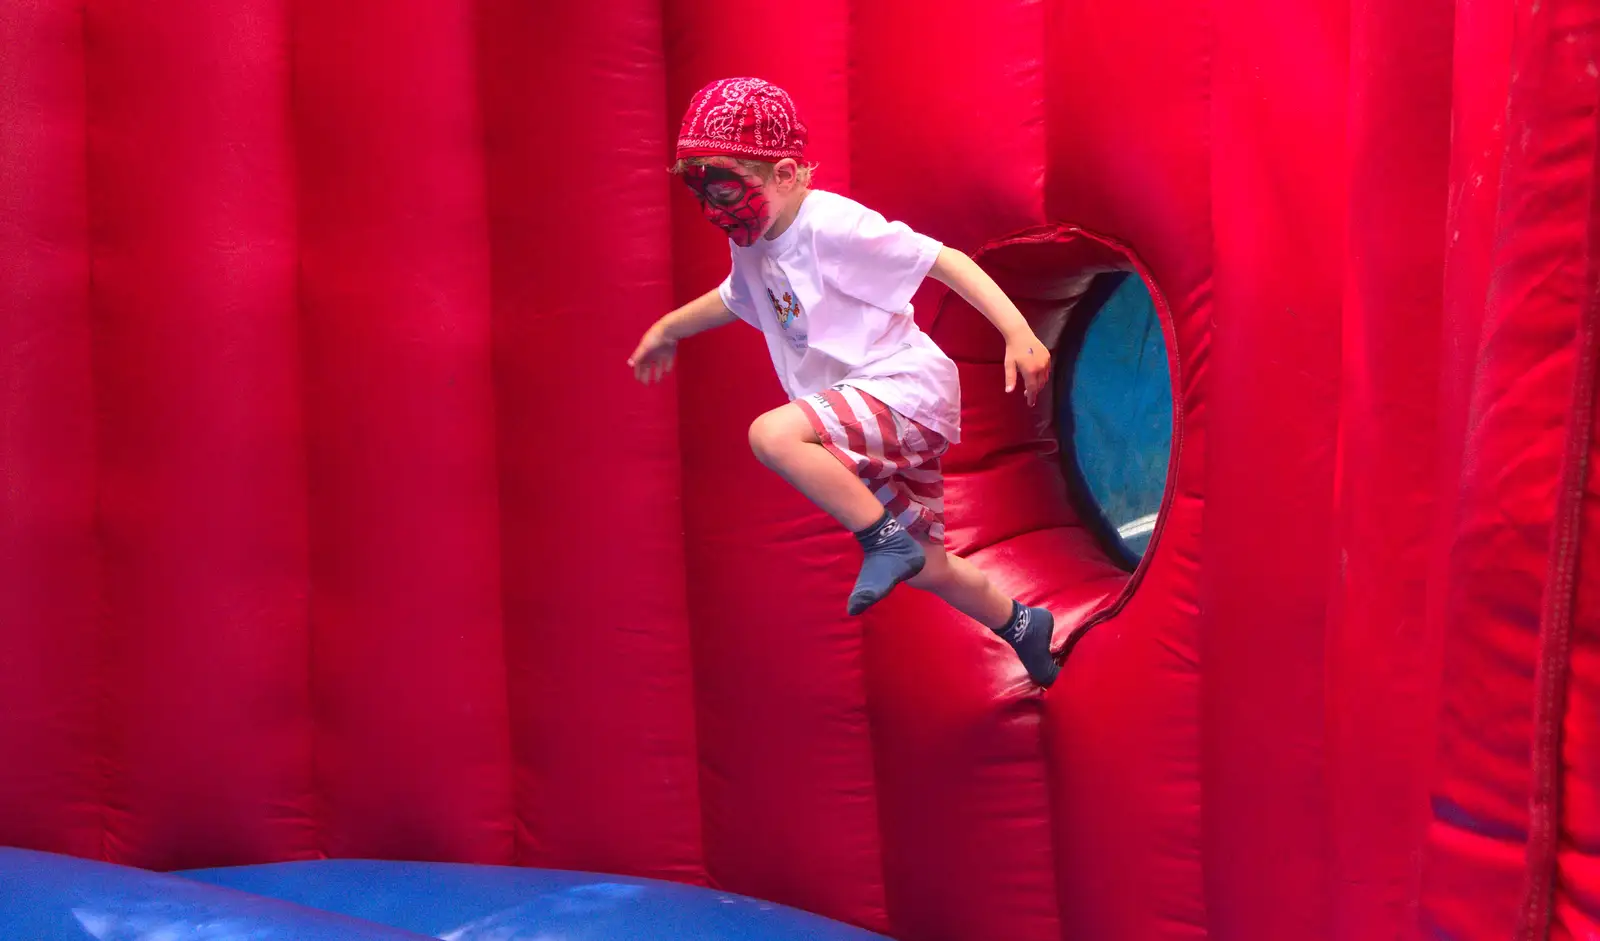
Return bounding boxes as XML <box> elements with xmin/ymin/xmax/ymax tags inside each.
<box><xmin>627</xmin><ymin>77</ymin><xmax>1059</xmax><ymax>688</ymax></box>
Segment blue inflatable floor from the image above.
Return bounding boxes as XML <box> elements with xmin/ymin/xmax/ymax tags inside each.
<box><xmin>0</xmin><ymin>848</ymin><xmax>426</xmax><ymax>940</ymax></box>
<box><xmin>0</xmin><ymin>847</ymin><xmax>892</xmax><ymax>940</ymax></box>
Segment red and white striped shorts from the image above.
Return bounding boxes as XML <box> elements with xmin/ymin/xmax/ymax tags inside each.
<box><xmin>795</xmin><ymin>384</ymin><xmax>950</xmax><ymax>543</ymax></box>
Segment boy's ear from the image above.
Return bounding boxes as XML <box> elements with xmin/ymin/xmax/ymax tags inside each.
<box><xmin>773</xmin><ymin>157</ymin><xmax>800</xmax><ymax>188</ymax></box>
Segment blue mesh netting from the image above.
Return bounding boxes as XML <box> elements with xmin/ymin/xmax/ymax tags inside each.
<box><xmin>1055</xmin><ymin>272</ymin><xmax>1173</xmax><ymax>568</ymax></box>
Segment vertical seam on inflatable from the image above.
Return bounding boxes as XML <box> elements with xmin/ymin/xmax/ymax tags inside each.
<box><xmin>285</xmin><ymin>0</ymin><xmax>326</xmax><ymax>861</ymax></box>
<box><xmin>658</xmin><ymin>11</ymin><xmax>715</xmax><ymax>887</ymax></box>
<box><xmin>650</xmin><ymin>4</ymin><xmax>709</xmax><ymax>882</ymax></box>
<box><xmin>1518</xmin><ymin>40</ymin><xmax>1600</xmax><ymax>938</ymax></box>
<box><xmin>1418</xmin><ymin>1</ymin><xmax>1488</xmax><ymax>922</ymax></box>
<box><xmin>82</xmin><ymin>0</ymin><xmax>113</xmax><ymax>866</ymax></box>
<box><xmin>466</xmin><ymin>0</ymin><xmax>519</xmax><ymax>870</ymax></box>
<box><xmin>1193</xmin><ymin>6</ymin><xmax>1215</xmax><ymax>932</ymax></box>
<box><xmin>1520</xmin><ymin>93</ymin><xmax>1600</xmax><ymax>941</ymax></box>
<box><xmin>1200</xmin><ymin>0</ymin><xmax>1222</xmax><ymax>928</ymax></box>
<box><xmin>1520</xmin><ymin>246</ymin><xmax>1598</xmax><ymax>941</ymax></box>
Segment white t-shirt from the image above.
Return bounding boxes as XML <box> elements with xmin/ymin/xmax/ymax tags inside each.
<box><xmin>716</xmin><ymin>190</ymin><xmax>963</xmax><ymax>443</ymax></box>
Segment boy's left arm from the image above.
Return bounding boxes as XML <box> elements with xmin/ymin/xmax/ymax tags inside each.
<box><xmin>928</xmin><ymin>246</ymin><xmax>1052</xmax><ymax>406</ymax></box>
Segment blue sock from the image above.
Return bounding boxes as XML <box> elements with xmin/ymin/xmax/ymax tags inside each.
<box><xmin>847</xmin><ymin>511</ymin><xmax>925</xmax><ymax>616</ymax></box>
<box><xmin>997</xmin><ymin>601</ymin><xmax>1060</xmax><ymax>687</ymax></box>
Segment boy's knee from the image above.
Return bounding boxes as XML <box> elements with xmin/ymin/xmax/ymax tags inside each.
<box><xmin>748</xmin><ymin>410</ymin><xmax>791</xmax><ymax>467</ymax></box>
<box><xmin>748</xmin><ymin>406</ymin><xmax>812</xmax><ymax>468</ymax></box>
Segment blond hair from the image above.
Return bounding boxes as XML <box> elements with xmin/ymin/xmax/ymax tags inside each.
<box><xmin>671</xmin><ymin>155</ymin><xmax>816</xmax><ymax>188</ymax></box>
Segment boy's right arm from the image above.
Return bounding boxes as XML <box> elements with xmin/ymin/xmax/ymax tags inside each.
<box><xmin>628</xmin><ymin>286</ymin><xmax>739</xmax><ymax>383</ymax></box>
<box><xmin>655</xmin><ymin>286</ymin><xmax>738</xmax><ymax>340</ymax></box>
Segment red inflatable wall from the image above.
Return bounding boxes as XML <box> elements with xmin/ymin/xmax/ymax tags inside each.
<box><xmin>1327</xmin><ymin>0</ymin><xmax>1454</xmax><ymax>938</ymax></box>
<box><xmin>4</xmin><ymin>0</ymin><xmax>1600</xmax><ymax>939</ymax></box>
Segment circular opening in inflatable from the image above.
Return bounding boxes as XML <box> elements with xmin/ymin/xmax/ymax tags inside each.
<box><xmin>1051</xmin><ymin>270</ymin><xmax>1172</xmax><ymax>570</ymax></box>
<box><xmin>929</xmin><ymin>222</ymin><xmax>1177</xmax><ymax>614</ymax></box>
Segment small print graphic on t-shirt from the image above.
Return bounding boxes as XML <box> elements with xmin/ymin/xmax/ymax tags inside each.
<box><xmin>768</xmin><ymin>287</ymin><xmax>800</xmax><ymax>327</ymax></box>
<box><xmin>760</xmin><ymin>255</ymin><xmax>807</xmax><ymax>352</ymax></box>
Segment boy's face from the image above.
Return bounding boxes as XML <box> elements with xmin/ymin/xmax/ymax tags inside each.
<box><xmin>681</xmin><ymin>157</ymin><xmax>774</xmax><ymax>247</ymax></box>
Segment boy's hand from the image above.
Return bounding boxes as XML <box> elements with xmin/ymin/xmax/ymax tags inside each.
<box><xmin>1005</xmin><ymin>332</ymin><xmax>1051</xmax><ymax>407</ymax></box>
<box><xmin>628</xmin><ymin>323</ymin><xmax>678</xmax><ymax>384</ymax></box>
<box><xmin>927</xmin><ymin>248</ymin><xmax>1053</xmax><ymax>406</ymax></box>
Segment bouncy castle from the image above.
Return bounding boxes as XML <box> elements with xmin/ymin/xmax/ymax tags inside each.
<box><xmin>3</xmin><ymin>0</ymin><xmax>1599</xmax><ymax>938</ymax></box>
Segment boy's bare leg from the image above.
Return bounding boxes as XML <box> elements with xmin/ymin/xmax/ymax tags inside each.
<box><xmin>748</xmin><ymin>403</ymin><xmax>926</xmax><ymax>613</ymax></box>
<box><xmin>906</xmin><ymin>540</ymin><xmax>1014</xmax><ymax>629</ymax></box>
<box><xmin>747</xmin><ymin>403</ymin><xmax>884</xmax><ymax>530</ymax></box>
<box><xmin>747</xmin><ymin>402</ymin><xmax>1058</xmax><ymax>687</ymax></box>
<box><xmin>908</xmin><ymin>538</ymin><xmax>1060</xmax><ymax>687</ymax></box>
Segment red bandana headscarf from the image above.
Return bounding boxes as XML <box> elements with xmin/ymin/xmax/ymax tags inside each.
<box><xmin>676</xmin><ymin>77</ymin><xmax>808</xmax><ymax>164</ymax></box>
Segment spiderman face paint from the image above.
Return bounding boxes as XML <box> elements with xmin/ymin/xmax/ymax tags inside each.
<box><xmin>681</xmin><ymin>161</ymin><xmax>773</xmax><ymax>247</ymax></box>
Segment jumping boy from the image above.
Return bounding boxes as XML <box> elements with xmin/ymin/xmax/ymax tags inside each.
<box><xmin>627</xmin><ymin>77</ymin><xmax>1059</xmax><ymax>687</ymax></box>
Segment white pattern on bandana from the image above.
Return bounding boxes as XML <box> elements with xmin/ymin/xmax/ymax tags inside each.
<box><xmin>678</xmin><ymin>78</ymin><xmax>805</xmax><ymax>160</ymax></box>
